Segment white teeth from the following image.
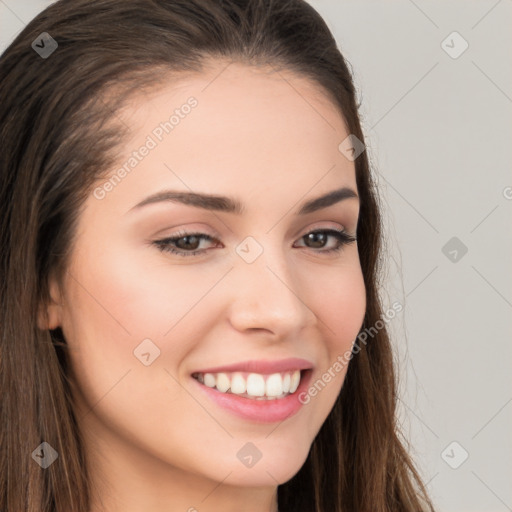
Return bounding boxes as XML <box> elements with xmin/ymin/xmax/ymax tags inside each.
<box><xmin>289</xmin><ymin>370</ymin><xmax>300</xmax><ymax>393</ymax></box>
<box><xmin>265</xmin><ymin>373</ymin><xmax>283</xmax><ymax>397</ymax></box>
<box><xmin>216</xmin><ymin>373</ymin><xmax>230</xmax><ymax>393</ymax></box>
<box><xmin>282</xmin><ymin>373</ymin><xmax>291</xmax><ymax>393</ymax></box>
<box><xmin>230</xmin><ymin>372</ymin><xmax>246</xmax><ymax>394</ymax></box>
<box><xmin>246</xmin><ymin>373</ymin><xmax>265</xmax><ymax>397</ymax></box>
<box><xmin>194</xmin><ymin>369</ymin><xmax>303</xmax><ymax>399</ymax></box>
<box><xmin>203</xmin><ymin>373</ymin><xmax>216</xmax><ymax>388</ymax></box>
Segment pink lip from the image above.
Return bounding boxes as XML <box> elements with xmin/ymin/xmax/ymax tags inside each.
<box><xmin>191</xmin><ymin>357</ymin><xmax>314</xmax><ymax>375</ymax></box>
<box><xmin>191</xmin><ymin>369</ymin><xmax>313</xmax><ymax>423</ymax></box>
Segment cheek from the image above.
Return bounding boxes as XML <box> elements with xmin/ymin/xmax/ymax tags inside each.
<box><xmin>323</xmin><ymin>269</ymin><xmax>366</xmax><ymax>348</ymax></box>
<box><xmin>58</xmin><ymin>248</ymin><xmax>176</xmax><ymax>411</ymax></box>
<box><xmin>305</xmin><ymin>253</ymin><xmax>367</xmax><ymax>354</ymax></box>
<box><xmin>299</xmin><ymin>259</ymin><xmax>366</xmax><ymax>423</ymax></box>
<box><xmin>59</xmin><ymin>252</ymin><xmax>198</xmax><ymax>458</ymax></box>
<box><xmin>63</xmin><ymin>240</ymin><xmax>216</xmax><ymax>346</ymax></box>
<box><xmin>59</xmin><ymin>241</ymin><xmax>231</xmax><ymax>417</ymax></box>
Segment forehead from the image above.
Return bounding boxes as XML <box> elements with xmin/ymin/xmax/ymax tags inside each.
<box><xmin>93</xmin><ymin>61</ymin><xmax>357</xmax><ymax>213</ymax></box>
<box><xmin>120</xmin><ymin>60</ymin><xmax>350</xmax><ymax>150</ymax></box>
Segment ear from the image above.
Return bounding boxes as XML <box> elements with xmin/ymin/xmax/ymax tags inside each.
<box><xmin>37</xmin><ymin>274</ymin><xmax>63</xmax><ymax>331</ymax></box>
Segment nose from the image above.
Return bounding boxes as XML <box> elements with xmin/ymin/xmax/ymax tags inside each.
<box><xmin>226</xmin><ymin>244</ymin><xmax>317</xmax><ymax>338</ymax></box>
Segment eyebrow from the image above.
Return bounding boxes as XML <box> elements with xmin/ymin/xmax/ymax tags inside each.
<box><xmin>128</xmin><ymin>186</ymin><xmax>359</xmax><ymax>215</ymax></box>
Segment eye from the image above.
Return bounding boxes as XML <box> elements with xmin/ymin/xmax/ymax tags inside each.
<box><xmin>293</xmin><ymin>228</ymin><xmax>356</xmax><ymax>254</ymax></box>
<box><xmin>152</xmin><ymin>228</ymin><xmax>356</xmax><ymax>258</ymax></box>
<box><xmin>152</xmin><ymin>230</ymin><xmax>219</xmax><ymax>257</ymax></box>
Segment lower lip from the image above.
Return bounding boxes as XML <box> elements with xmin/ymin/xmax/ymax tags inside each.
<box><xmin>191</xmin><ymin>370</ymin><xmax>313</xmax><ymax>423</ymax></box>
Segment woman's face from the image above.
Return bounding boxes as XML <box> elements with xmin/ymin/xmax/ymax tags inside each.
<box><xmin>44</xmin><ymin>61</ymin><xmax>366</xmax><ymax>506</ymax></box>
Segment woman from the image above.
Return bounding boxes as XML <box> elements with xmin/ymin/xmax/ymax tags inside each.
<box><xmin>0</xmin><ymin>0</ymin><xmax>437</xmax><ymax>511</ymax></box>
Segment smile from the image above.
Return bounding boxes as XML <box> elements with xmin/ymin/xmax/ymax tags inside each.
<box><xmin>191</xmin><ymin>370</ymin><xmax>302</xmax><ymax>400</ymax></box>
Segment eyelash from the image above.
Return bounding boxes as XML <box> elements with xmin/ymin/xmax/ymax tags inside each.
<box><xmin>152</xmin><ymin>228</ymin><xmax>356</xmax><ymax>258</ymax></box>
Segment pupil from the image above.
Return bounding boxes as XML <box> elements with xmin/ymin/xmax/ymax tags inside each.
<box><xmin>307</xmin><ymin>232</ymin><xmax>325</xmax><ymax>248</ymax></box>
<box><xmin>178</xmin><ymin>235</ymin><xmax>199</xmax><ymax>250</ymax></box>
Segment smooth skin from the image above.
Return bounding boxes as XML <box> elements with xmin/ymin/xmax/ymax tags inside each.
<box><xmin>39</xmin><ymin>60</ymin><xmax>366</xmax><ymax>512</ymax></box>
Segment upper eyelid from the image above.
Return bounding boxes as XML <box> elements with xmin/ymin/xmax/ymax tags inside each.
<box><xmin>159</xmin><ymin>217</ymin><xmax>352</xmax><ymax>237</ymax></box>
<box><xmin>158</xmin><ymin>224</ymin><xmax>352</xmax><ymax>242</ymax></box>
<box><xmin>157</xmin><ymin>226</ymin><xmax>355</xmax><ymax>247</ymax></box>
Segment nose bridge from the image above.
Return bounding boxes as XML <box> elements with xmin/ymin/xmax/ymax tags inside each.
<box><xmin>227</xmin><ymin>236</ymin><xmax>314</xmax><ymax>333</ymax></box>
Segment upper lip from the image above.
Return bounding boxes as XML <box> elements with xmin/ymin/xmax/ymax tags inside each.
<box><xmin>191</xmin><ymin>357</ymin><xmax>314</xmax><ymax>375</ymax></box>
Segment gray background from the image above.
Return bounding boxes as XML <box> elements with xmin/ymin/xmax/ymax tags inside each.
<box><xmin>1</xmin><ymin>1</ymin><xmax>511</xmax><ymax>510</ymax></box>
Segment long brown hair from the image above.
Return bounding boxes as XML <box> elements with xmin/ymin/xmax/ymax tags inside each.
<box><xmin>0</xmin><ymin>1</ymin><xmax>436</xmax><ymax>510</ymax></box>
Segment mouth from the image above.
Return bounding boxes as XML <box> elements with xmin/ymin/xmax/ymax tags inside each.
<box><xmin>191</xmin><ymin>369</ymin><xmax>309</xmax><ymax>400</ymax></box>
<box><xmin>190</xmin><ymin>367</ymin><xmax>314</xmax><ymax>423</ymax></box>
